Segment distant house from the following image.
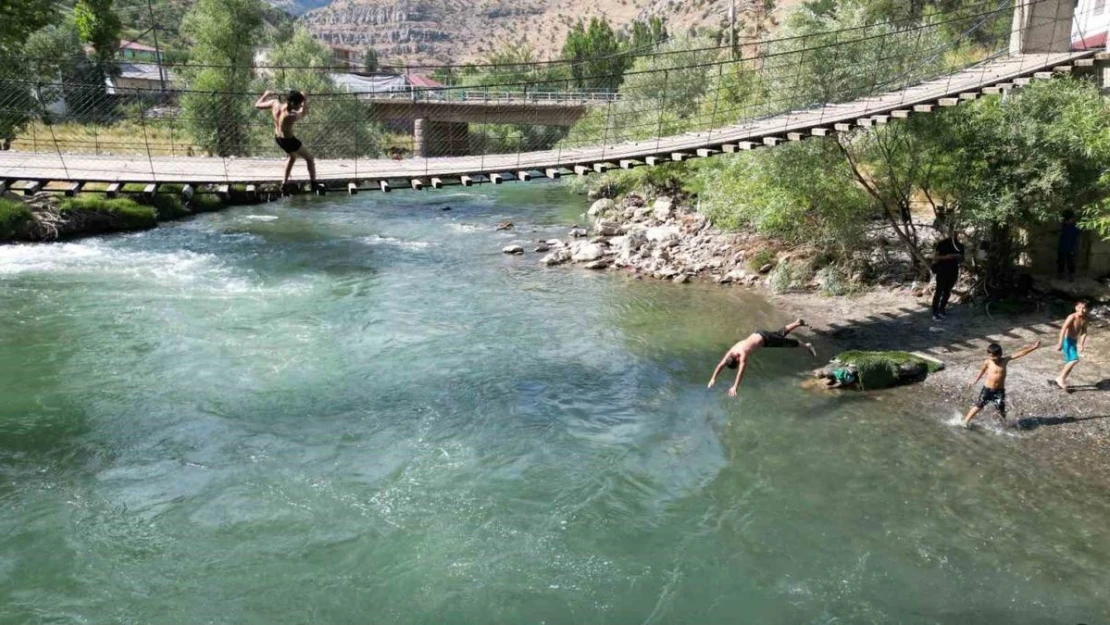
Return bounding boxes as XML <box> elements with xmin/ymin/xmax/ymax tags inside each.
<box><xmin>329</xmin><ymin>45</ymin><xmax>356</xmax><ymax>70</ymax></box>
<box><xmin>107</xmin><ymin>40</ymin><xmax>172</xmax><ymax>93</ymax></box>
<box><xmin>119</xmin><ymin>40</ymin><xmax>163</xmax><ymax>63</ymax></box>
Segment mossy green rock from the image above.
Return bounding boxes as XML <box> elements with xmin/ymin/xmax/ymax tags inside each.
<box><xmin>834</xmin><ymin>350</ymin><xmax>943</xmax><ymax>390</ymax></box>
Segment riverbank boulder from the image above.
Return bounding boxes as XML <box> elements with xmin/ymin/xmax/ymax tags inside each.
<box><xmin>588</xmin><ymin>198</ymin><xmax>617</xmax><ymax>219</ymax></box>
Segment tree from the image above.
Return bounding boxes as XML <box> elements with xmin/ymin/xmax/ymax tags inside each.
<box><xmin>264</xmin><ymin>28</ymin><xmax>381</xmax><ymax>158</ymax></box>
<box><xmin>180</xmin><ymin>0</ymin><xmax>263</xmax><ymax>156</ymax></box>
<box><xmin>836</xmin><ymin>78</ymin><xmax>1110</xmax><ymax>276</ymax></box>
<box><xmin>561</xmin><ymin>17</ymin><xmax>629</xmax><ymax>91</ymax></box>
<box><xmin>629</xmin><ymin>17</ymin><xmax>667</xmax><ymax>52</ymax></box>
<box><xmin>74</xmin><ymin>0</ymin><xmax>121</xmax><ymax>119</ymax></box>
<box><xmin>0</xmin><ymin>0</ymin><xmax>56</xmax><ymax>144</ymax></box>
<box><xmin>24</xmin><ymin>22</ymin><xmax>102</xmax><ymax>122</ymax></box>
<box><xmin>362</xmin><ymin>48</ymin><xmax>378</xmax><ymax>73</ymax></box>
<box><xmin>695</xmin><ymin>138</ymin><xmax>873</xmax><ymax>260</ymax></box>
<box><xmin>74</xmin><ymin>0</ymin><xmax>121</xmax><ymax>68</ymax></box>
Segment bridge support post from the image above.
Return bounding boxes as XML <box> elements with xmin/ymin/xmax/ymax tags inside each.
<box><xmin>414</xmin><ymin>118</ymin><xmax>470</xmax><ymax>157</ymax></box>
<box><xmin>1010</xmin><ymin>0</ymin><xmax>1074</xmax><ymax>54</ymax></box>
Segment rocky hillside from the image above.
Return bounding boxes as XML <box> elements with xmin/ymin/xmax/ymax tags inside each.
<box><xmin>298</xmin><ymin>0</ymin><xmax>795</xmax><ymax>66</ymax></box>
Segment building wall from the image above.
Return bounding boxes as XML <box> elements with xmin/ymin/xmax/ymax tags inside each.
<box><xmin>1021</xmin><ymin>222</ymin><xmax>1110</xmax><ymax>277</ymax></box>
<box><xmin>1073</xmin><ymin>0</ymin><xmax>1110</xmax><ymax>45</ymax></box>
<box><xmin>114</xmin><ymin>77</ymin><xmax>163</xmax><ymax>92</ymax></box>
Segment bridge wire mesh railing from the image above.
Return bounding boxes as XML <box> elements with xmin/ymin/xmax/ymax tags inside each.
<box><xmin>0</xmin><ymin>0</ymin><xmax>1090</xmax><ymax>185</ymax></box>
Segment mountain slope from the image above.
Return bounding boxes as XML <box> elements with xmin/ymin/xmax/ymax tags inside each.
<box><xmin>299</xmin><ymin>0</ymin><xmax>792</xmax><ymax>67</ymax></box>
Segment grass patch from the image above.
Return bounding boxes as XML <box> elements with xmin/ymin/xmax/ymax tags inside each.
<box><xmin>59</xmin><ymin>196</ymin><xmax>157</xmax><ymax>229</ymax></box>
<box><xmin>190</xmin><ymin>193</ymin><xmax>225</xmax><ymax>213</ymax></box>
<box><xmin>0</xmin><ymin>197</ymin><xmax>32</xmax><ymax>240</ymax></box>
<box><xmin>143</xmin><ymin>193</ymin><xmax>190</xmax><ymax>220</ymax></box>
<box><xmin>836</xmin><ymin>350</ymin><xmax>944</xmax><ymax>373</ymax></box>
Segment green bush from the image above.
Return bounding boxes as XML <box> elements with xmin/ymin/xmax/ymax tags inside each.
<box><xmin>767</xmin><ymin>259</ymin><xmax>812</xmax><ymax>293</ymax></box>
<box><xmin>747</xmin><ymin>248</ymin><xmax>777</xmax><ymax>273</ymax></box>
<box><xmin>816</xmin><ymin>264</ymin><xmax>859</xmax><ymax>297</ymax></box>
<box><xmin>0</xmin><ymin>197</ymin><xmax>32</xmax><ymax>240</ymax></box>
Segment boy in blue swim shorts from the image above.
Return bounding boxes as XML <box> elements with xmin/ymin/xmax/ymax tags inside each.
<box><xmin>1055</xmin><ymin>301</ymin><xmax>1089</xmax><ymax>392</ymax></box>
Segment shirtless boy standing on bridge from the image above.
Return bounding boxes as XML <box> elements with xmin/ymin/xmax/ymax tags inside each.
<box><xmin>708</xmin><ymin>319</ymin><xmax>817</xmax><ymax>397</ymax></box>
<box><xmin>255</xmin><ymin>89</ymin><xmax>318</xmax><ymax>192</ymax></box>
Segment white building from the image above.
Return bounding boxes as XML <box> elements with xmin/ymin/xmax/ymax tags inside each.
<box><xmin>1072</xmin><ymin>0</ymin><xmax>1110</xmax><ymax>49</ymax></box>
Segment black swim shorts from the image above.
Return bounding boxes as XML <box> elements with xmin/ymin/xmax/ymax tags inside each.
<box><xmin>975</xmin><ymin>387</ymin><xmax>1006</xmax><ymax>414</ymax></box>
<box><xmin>275</xmin><ymin>136</ymin><xmax>303</xmax><ymax>154</ymax></box>
<box><xmin>757</xmin><ymin>329</ymin><xmax>799</xmax><ymax>348</ymax></box>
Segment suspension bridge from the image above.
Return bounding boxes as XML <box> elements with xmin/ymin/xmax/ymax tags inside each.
<box><xmin>0</xmin><ymin>0</ymin><xmax>1104</xmax><ymax>197</ymax></box>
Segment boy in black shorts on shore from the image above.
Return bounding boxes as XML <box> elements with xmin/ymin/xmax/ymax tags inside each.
<box><xmin>255</xmin><ymin>89</ymin><xmax>318</xmax><ymax>193</ymax></box>
<box><xmin>963</xmin><ymin>340</ymin><xmax>1040</xmax><ymax>428</ymax></box>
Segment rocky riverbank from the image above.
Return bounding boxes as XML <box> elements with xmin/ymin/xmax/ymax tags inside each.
<box><xmin>506</xmin><ymin>193</ymin><xmax>799</xmax><ymax>288</ymax></box>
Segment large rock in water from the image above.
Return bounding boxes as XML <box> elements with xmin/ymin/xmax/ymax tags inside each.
<box><xmin>571</xmin><ymin>242</ymin><xmax>605</xmax><ymax>262</ymax></box>
<box><xmin>541</xmin><ymin>249</ymin><xmax>572</xmax><ymax>266</ymax></box>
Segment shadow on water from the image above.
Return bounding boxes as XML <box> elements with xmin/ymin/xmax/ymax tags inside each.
<box><xmin>1015</xmin><ymin>414</ymin><xmax>1110</xmax><ymax>431</ymax></box>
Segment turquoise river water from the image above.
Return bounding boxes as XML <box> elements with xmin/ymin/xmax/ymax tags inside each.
<box><xmin>1</xmin><ymin>184</ymin><xmax>1108</xmax><ymax>624</ymax></box>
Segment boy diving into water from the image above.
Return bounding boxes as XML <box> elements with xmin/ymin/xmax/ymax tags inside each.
<box><xmin>708</xmin><ymin>319</ymin><xmax>818</xmax><ymax>397</ymax></box>
<box><xmin>255</xmin><ymin>89</ymin><xmax>318</xmax><ymax>192</ymax></box>
<box><xmin>963</xmin><ymin>340</ymin><xmax>1040</xmax><ymax>428</ymax></box>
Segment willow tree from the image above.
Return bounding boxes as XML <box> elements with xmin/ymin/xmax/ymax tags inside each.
<box><xmin>180</xmin><ymin>0</ymin><xmax>263</xmax><ymax>156</ymax></box>
<box><xmin>0</xmin><ymin>0</ymin><xmax>55</xmax><ymax>146</ymax></box>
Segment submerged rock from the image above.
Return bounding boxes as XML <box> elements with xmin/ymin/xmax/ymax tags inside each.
<box><xmin>502</xmin><ymin>245</ymin><xmax>524</xmax><ymax>255</ymax></box>
<box><xmin>541</xmin><ymin>249</ymin><xmax>572</xmax><ymax>266</ymax></box>
<box><xmin>571</xmin><ymin>242</ymin><xmax>605</xmax><ymax>262</ymax></box>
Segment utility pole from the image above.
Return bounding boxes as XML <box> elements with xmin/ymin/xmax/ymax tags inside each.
<box><xmin>729</xmin><ymin>0</ymin><xmax>738</xmax><ymax>60</ymax></box>
<box><xmin>145</xmin><ymin>0</ymin><xmax>167</xmax><ymax>94</ymax></box>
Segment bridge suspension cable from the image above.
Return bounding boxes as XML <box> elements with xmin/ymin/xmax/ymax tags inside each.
<box><xmin>0</xmin><ymin>0</ymin><xmax>1098</xmax><ymax>194</ymax></box>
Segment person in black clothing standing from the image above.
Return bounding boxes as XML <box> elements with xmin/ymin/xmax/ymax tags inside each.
<box><xmin>931</xmin><ymin>231</ymin><xmax>964</xmax><ymax>322</ymax></box>
<box><xmin>1057</xmin><ymin>210</ymin><xmax>1080</xmax><ymax>282</ymax></box>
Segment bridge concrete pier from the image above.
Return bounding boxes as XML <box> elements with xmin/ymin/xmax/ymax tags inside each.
<box><xmin>414</xmin><ymin>119</ymin><xmax>470</xmax><ymax>158</ymax></box>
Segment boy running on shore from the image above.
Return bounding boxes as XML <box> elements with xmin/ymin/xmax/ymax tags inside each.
<box><xmin>963</xmin><ymin>340</ymin><xmax>1040</xmax><ymax>428</ymax></box>
<box><xmin>708</xmin><ymin>319</ymin><xmax>818</xmax><ymax>397</ymax></box>
<box><xmin>1054</xmin><ymin>301</ymin><xmax>1089</xmax><ymax>392</ymax></box>
<box><xmin>255</xmin><ymin>89</ymin><xmax>318</xmax><ymax>192</ymax></box>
